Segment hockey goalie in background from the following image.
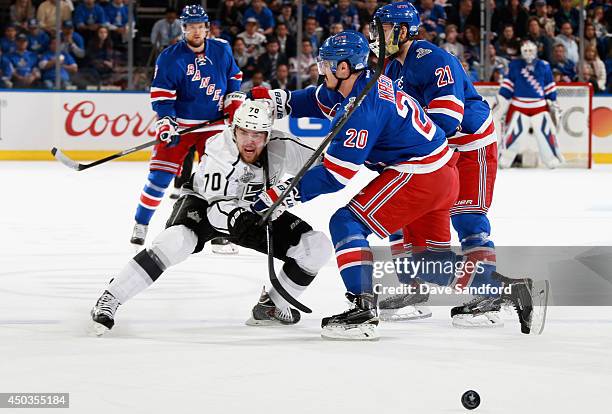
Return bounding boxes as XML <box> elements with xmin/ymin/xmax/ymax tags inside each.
<box><xmin>494</xmin><ymin>40</ymin><xmax>564</xmax><ymax>169</ymax></box>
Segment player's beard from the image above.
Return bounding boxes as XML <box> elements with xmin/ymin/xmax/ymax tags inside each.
<box><xmin>186</xmin><ymin>36</ymin><xmax>205</xmax><ymax>49</ymax></box>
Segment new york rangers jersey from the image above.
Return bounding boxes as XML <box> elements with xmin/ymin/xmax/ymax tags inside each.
<box><xmin>291</xmin><ymin>71</ymin><xmax>451</xmax><ymax>202</ymax></box>
<box><xmin>499</xmin><ymin>58</ymin><xmax>557</xmax><ymax>114</ymax></box>
<box><xmin>187</xmin><ymin>128</ymin><xmax>315</xmax><ymax>233</ymax></box>
<box><xmin>385</xmin><ymin>40</ymin><xmax>495</xmax><ymax>151</ymax></box>
<box><xmin>150</xmin><ymin>39</ymin><xmax>242</xmax><ymax>131</ymax></box>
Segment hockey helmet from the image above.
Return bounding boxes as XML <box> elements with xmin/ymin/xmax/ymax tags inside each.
<box><xmin>232</xmin><ymin>99</ymin><xmax>274</xmax><ymax>142</ymax></box>
<box><xmin>371</xmin><ymin>2</ymin><xmax>420</xmax><ymax>57</ymax></box>
<box><xmin>317</xmin><ymin>31</ymin><xmax>370</xmax><ymax>76</ymax></box>
<box><xmin>180</xmin><ymin>4</ymin><xmax>209</xmax><ymax>25</ymax></box>
<box><xmin>521</xmin><ymin>40</ymin><xmax>538</xmax><ymax>64</ymax></box>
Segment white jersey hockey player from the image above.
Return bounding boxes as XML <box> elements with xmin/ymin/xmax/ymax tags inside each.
<box><xmin>89</xmin><ymin>100</ymin><xmax>332</xmax><ymax>335</ymax></box>
<box><xmin>495</xmin><ymin>40</ymin><xmax>564</xmax><ymax>168</ymax></box>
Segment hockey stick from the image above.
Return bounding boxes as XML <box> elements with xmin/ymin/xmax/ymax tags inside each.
<box><xmin>258</xmin><ymin>18</ymin><xmax>385</xmax><ymax>225</ymax></box>
<box><xmin>262</xmin><ymin>149</ymin><xmax>312</xmax><ymax>313</ymax></box>
<box><xmin>51</xmin><ymin>116</ymin><xmax>228</xmax><ymax>171</ymax></box>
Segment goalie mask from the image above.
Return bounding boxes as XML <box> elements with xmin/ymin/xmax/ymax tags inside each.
<box><xmin>521</xmin><ymin>41</ymin><xmax>538</xmax><ymax>64</ymax></box>
<box><xmin>232</xmin><ymin>99</ymin><xmax>273</xmax><ymax>143</ymax></box>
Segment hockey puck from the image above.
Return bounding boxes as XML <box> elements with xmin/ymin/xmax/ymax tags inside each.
<box><xmin>461</xmin><ymin>390</ymin><xmax>480</xmax><ymax>410</ymax></box>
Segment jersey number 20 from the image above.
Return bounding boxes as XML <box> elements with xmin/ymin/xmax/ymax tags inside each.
<box><xmin>344</xmin><ymin>128</ymin><xmax>368</xmax><ymax>149</ymax></box>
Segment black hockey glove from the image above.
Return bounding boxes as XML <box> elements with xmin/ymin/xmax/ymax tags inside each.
<box><xmin>228</xmin><ymin>208</ymin><xmax>264</xmax><ymax>246</ymax></box>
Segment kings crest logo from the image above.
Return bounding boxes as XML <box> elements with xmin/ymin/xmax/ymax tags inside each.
<box><xmin>187</xmin><ymin>211</ymin><xmax>202</xmax><ymax>223</ymax></box>
<box><xmin>416</xmin><ymin>48</ymin><xmax>432</xmax><ymax>59</ymax></box>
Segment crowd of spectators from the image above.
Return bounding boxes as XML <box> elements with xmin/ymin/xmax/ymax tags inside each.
<box><xmin>210</xmin><ymin>0</ymin><xmax>612</xmax><ymax>93</ymax></box>
<box><xmin>1</xmin><ymin>0</ymin><xmax>611</xmax><ymax>93</ymax></box>
<box><xmin>0</xmin><ymin>0</ymin><xmax>131</xmax><ymax>89</ymax></box>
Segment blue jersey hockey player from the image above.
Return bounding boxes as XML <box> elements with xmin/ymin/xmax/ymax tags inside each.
<box><xmin>131</xmin><ymin>4</ymin><xmax>243</xmax><ymax>252</ymax></box>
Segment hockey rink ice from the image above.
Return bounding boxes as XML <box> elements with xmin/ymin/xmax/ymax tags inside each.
<box><xmin>1</xmin><ymin>161</ymin><xmax>611</xmax><ymax>413</ymax></box>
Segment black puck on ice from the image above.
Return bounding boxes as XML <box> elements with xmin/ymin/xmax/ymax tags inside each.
<box><xmin>461</xmin><ymin>390</ymin><xmax>480</xmax><ymax>410</ymax></box>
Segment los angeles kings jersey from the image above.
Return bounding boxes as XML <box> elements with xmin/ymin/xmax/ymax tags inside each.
<box><xmin>186</xmin><ymin>128</ymin><xmax>315</xmax><ymax>233</ymax></box>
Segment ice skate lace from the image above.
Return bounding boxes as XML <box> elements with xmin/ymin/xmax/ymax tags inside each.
<box><xmin>275</xmin><ymin>307</ymin><xmax>293</xmax><ymax>322</ymax></box>
<box><xmin>97</xmin><ymin>293</ymin><xmax>119</xmax><ymax>317</ymax></box>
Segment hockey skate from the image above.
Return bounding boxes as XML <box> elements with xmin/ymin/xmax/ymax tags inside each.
<box><xmin>211</xmin><ymin>237</ymin><xmax>239</xmax><ymax>255</ymax></box>
<box><xmin>130</xmin><ymin>223</ymin><xmax>148</xmax><ymax>247</ymax></box>
<box><xmin>245</xmin><ymin>288</ymin><xmax>301</xmax><ymax>326</ymax></box>
<box><xmin>89</xmin><ymin>290</ymin><xmax>120</xmax><ymax>336</ymax></box>
<box><xmin>494</xmin><ymin>272</ymin><xmax>550</xmax><ymax>335</ymax></box>
<box><xmin>321</xmin><ymin>293</ymin><xmax>379</xmax><ymax>341</ymax></box>
<box><xmin>451</xmin><ymin>296</ymin><xmax>504</xmax><ymax>328</ymax></box>
<box><xmin>378</xmin><ymin>279</ymin><xmax>432</xmax><ymax>321</ymax></box>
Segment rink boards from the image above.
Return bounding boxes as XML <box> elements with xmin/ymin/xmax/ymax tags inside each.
<box><xmin>0</xmin><ymin>88</ymin><xmax>610</xmax><ymax>163</ymax></box>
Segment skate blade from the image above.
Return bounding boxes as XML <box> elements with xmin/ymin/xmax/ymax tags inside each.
<box><xmin>452</xmin><ymin>312</ymin><xmax>504</xmax><ymax>329</ymax></box>
<box><xmin>379</xmin><ymin>305</ymin><xmax>432</xmax><ymax>321</ymax></box>
<box><xmin>321</xmin><ymin>324</ymin><xmax>380</xmax><ymax>341</ymax></box>
<box><xmin>88</xmin><ymin>320</ymin><xmax>110</xmax><ymax>337</ymax></box>
<box><xmin>528</xmin><ymin>279</ymin><xmax>550</xmax><ymax>335</ymax></box>
<box><xmin>245</xmin><ymin>317</ymin><xmax>296</xmax><ymax>327</ymax></box>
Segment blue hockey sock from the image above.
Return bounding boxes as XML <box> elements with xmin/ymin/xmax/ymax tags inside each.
<box><xmin>329</xmin><ymin>207</ymin><xmax>374</xmax><ymax>294</ymax></box>
<box><xmin>134</xmin><ymin>170</ymin><xmax>174</xmax><ymax>225</ymax></box>
<box><xmin>452</xmin><ymin>213</ymin><xmax>501</xmax><ymax>292</ymax></box>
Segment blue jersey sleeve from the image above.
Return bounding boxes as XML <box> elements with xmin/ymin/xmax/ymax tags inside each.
<box><xmin>298</xmin><ymin>93</ymin><xmax>386</xmax><ymax>202</ymax></box>
<box><xmin>543</xmin><ymin>62</ymin><xmax>557</xmax><ymax>101</ymax></box>
<box><xmin>290</xmin><ymin>84</ymin><xmax>343</xmax><ymax>119</ymax></box>
<box><xmin>150</xmin><ymin>51</ymin><xmax>179</xmax><ymax>118</ymax></box>
<box><xmin>499</xmin><ymin>63</ymin><xmax>515</xmax><ymax>100</ymax></box>
<box><xmin>223</xmin><ymin>41</ymin><xmax>242</xmax><ymax>93</ymax></box>
<box><xmin>96</xmin><ymin>5</ymin><xmax>109</xmax><ymax>24</ymax></box>
<box><xmin>420</xmin><ymin>52</ymin><xmax>465</xmax><ymax>136</ymax></box>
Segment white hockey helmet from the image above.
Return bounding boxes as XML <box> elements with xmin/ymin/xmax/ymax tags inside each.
<box><xmin>521</xmin><ymin>40</ymin><xmax>538</xmax><ymax>64</ymax></box>
<box><xmin>232</xmin><ymin>99</ymin><xmax>273</xmax><ymax>142</ymax></box>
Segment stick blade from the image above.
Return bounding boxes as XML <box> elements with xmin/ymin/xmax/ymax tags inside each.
<box><xmin>51</xmin><ymin>148</ymin><xmax>82</xmax><ymax>171</ymax></box>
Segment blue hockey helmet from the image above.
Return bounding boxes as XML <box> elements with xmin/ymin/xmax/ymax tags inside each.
<box><xmin>370</xmin><ymin>2</ymin><xmax>420</xmax><ymax>57</ymax></box>
<box><xmin>317</xmin><ymin>31</ymin><xmax>370</xmax><ymax>76</ymax></box>
<box><xmin>180</xmin><ymin>4</ymin><xmax>209</xmax><ymax>25</ymax></box>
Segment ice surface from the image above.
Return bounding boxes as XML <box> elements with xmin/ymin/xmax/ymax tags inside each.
<box><xmin>1</xmin><ymin>162</ymin><xmax>611</xmax><ymax>413</ymax></box>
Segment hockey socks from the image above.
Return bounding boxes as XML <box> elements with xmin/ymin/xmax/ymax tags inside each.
<box><xmin>135</xmin><ymin>170</ymin><xmax>175</xmax><ymax>225</ymax></box>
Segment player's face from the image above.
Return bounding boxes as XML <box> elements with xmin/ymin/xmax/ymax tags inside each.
<box><xmin>235</xmin><ymin>127</ymin><xmax>267</xmax><ymax>163</ymax></box>
<box><xmin>184</xmin><ymin>23</ymin><xmax>208</xmax><ymax>48</ymax></box>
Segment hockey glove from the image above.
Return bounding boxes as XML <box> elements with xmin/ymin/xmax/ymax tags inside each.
<box><xmin>248</xmin><ymin>86</ymin><xmax>291</xmax><ymax>119</ymax></box>
<box><xmin>156</xmin><ymin>116</ymin><xmax>180</xmax><ymax>148</ymax></box>
<box><xmin>227</xmin><ymin>208</ymin><xmax>264</xmax><ymax>247</ymax></box>
<box><xmin>223</xmin><ymin>91</ymin><xmax>247</xmax><ymax>124</ymax></box>
<box><xmin>250</xmin><ymin>180</ymin><xmax>300</xmax><ymax>221</ymax></box>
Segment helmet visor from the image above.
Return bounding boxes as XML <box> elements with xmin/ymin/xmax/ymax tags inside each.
<box><xmin>316</xmin><ymin>57</ymin><xmax>334</xmax><ymax>75</ymax></box>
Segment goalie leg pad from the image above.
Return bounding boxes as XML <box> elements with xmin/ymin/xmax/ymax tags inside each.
<box><xmin>531</xmin><ymin>112</ymin><xmax>564</xmax><ymax>168</ymax></box>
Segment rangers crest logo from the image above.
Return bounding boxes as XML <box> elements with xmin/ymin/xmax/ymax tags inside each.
<box><xmin>416</xmin><ymin>48</ymin><xmax>432</xmax><ymax>59</ymax></box>
<box><xmin>195</xmin><ymin>54</ymin><xmax>206</xmax><ymax>66</ymax></box>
